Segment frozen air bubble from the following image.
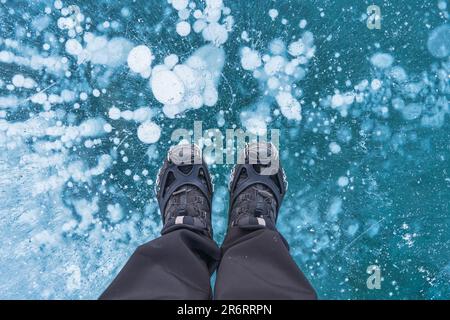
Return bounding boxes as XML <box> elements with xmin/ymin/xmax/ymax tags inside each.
<box><xmin>193</xmin><ymin>19</ymin><xmax>207</xmax><ymax>33</ymax></box>
<box><xmin>178</xmin><ymin>8</ymin><xmax>191</xmax><ymax>20</ymax></box>
<box><xmin>338</xmin><ymin>176</ymin><xmax>349</xmax><ymax>187</ymax></box>
<box><xmin>240</xmin><ymin>47</ymin><xmax>261</xmax><ymax>71</ymax></box>
<box><xmin>268</xmin><ymin>9</ymin><xmax>278</xmax><ymax>20</ymax></box>
<box><xmin>150</xmin><ymin>70</ymin><xmax>185</xmax><ymax>105</ymax></box>
<box><xmin>329</xmin><ymin>142</ymin><xmax>341</xmax><ymax>154</ymax></box>
<box><xmin>65</xmin><ymin>39</ymin><xmax>83</xmax><ymax>56</ymax></box>
<box><xmin>370</xmin><ymin>52</ymin><xmax>394</xmax><ymax>69</ymax></box>
<box><xmin>427</xmin><ymin>24</ymin><xmax>450</xmax><ymax>58</ymax></box>
<box><xmin>171</xmin><ymin>0</ymin><xmax>189</xmax><ymax>11</ymax></box>
<box><xmin>127</xmin><ymin>45</ymin><xmax>154</xmax><ymax>73</ymax></box>
<box><xmin>402</xmin><ymin>103</ymin><xmax>422</xmax><ymax>120</ymax></box>
<box><xmin>108</xmin><ymin>106</ymin><xmax>121</xmax><ymax>120</ymax></box>
<box><xmin>276</xmin><ymin>91</ymin><xmax>302</xmax><ymax>121</ymax></box>
<box><xmin>137</xmin><ymin>121</ymin><xmax>161</xmax><ymax>144</ymax></box>
<box><xmin>299</xmin><ymin>19</ymin><xmax>307</xmax><ymax>29</ymax></box>
<box><xmin>176</xmin><ymin>21</ymin><xmax>191</xmax><ymax>37</ymax></box>
<box><xmin>12</xmin><ymin>74</ymin><xmax>25</xmax><ymax>87</ymax></box>
<box><xmin>164</xmin><ymin>54</ymin><xmax>179</xmax><ymax>69</ymax></box>
<box><xmin>288</xmin><ymin>40</ymin><xmax>305</xmax><ymax>56</ymax></box>
<box><xmin>202</xmin><ymin>22</ymin><xmax>228</xmax><ymax>46</ymax></box>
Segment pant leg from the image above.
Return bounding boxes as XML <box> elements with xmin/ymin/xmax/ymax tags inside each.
<box><xmin>99</xmin><ymin>229</ymin><xmax>220</xmax><ymax>300</ymax></box>
<box><xmin>214</xmin><ymin>227</ymin><xmax>317</xmax><ymax>300</ymax></box>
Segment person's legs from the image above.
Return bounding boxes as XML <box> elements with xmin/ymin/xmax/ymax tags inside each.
<box><xmin>214</xmin><ymin>142</ymin><xmax>317</xmax><ymax>300</ymax></box>
<box><xmin>100</xmin><ymin>144</ymin><xmax>219</xmax><ymax>300</ymax></box>
<box><xmin>214</xmin><ymin>228</ymin><xmax>316</xmax><ymax>300</ymax></box>
<box><xmin>99</xmin><ymin>229</ymin><xmax>219</xmax><ymax>300</ymax></box>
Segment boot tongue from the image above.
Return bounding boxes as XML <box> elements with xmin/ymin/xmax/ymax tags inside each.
<box><xmin>165</xmin><ymin>187</ymin><xmax>209</xmax><ymax>220</ymax></box>
<box><xmin>161</xmin><ymin>186</ymin><xmax>211</xmax><ymax>237</ymax></box>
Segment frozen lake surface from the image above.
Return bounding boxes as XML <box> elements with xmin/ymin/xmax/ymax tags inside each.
<box><xmin>0</xmin><ymin>0</ymin><xmax>449</xmax><ymax>299</ymax></box>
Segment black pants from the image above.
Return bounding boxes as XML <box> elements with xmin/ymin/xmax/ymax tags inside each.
<box><xmin>99</xmin><ymin>227</ymin><xmax>317</xmax><ymax>300</ymax></box>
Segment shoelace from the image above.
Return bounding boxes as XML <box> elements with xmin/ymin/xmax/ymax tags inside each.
<box><xmin>165</xmin><ymin>187</ymin><xmax>208</xmax><ymax>220</ymax></box>
<box><xmin>232</xmin><ymin>185</ymin><xmax>277</xmax><ymax>222</ymax></box>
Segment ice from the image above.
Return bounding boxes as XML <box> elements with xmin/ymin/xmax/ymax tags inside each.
<box><xmin>66</xmin><ymin>265</ymin><xmax>82</xmax><ymax>292</ymax></box>
<box><xmin>346</xmin><ymin>223</ymin><xmax>359</xmax><ymax>237</ymax></box>
<box><xmin>0</xmin><ymin>0</ymin><xmax>449</xmax><ymax>300</ymax></box>
<box><xmin>264</xmin><ymin>55</ymin><xmax>286</xmax><ymax>75</ymax></box>
<box><xmin>0</xmin><ymin>50</ymin><xmax>68</xmax><ymax>75</ymax></box>
<box><xmin>54</xmin><ymin>0</ymin><xmax>63</xmax><ymax>10</ymax></box>
<box><xmin>331</xmin><ymin>93</ymin><xmax>344</xmax><ymax>108</ymax></box>
<box><xmin>269</xmin><ymin>39</ymin><xmax>286</xmax><ymax>55</ymax></box>
<box><xmin>11</xmin><ymin>74</ymin><xmax>24</xmax><ymax>87</ymax></box>
<box><xmin>73</xmin><ymin>197</ymin><xmax>98</xmax><ymax>231</ymax></box>
<box><xmin>326</xmin><ymin>197</ymin><xmax>342</xmax><ymax>222</ymax></box>
<box><xmin>389</xmin><ymin>66</ymin><xmax>408</xmax><ymax>82</ymax></box>
<box><xmin>193</xmin><ymin>19</ymin><xmax>207</xmax><ymax>33</ymax></box>
<box><xmin>78</xmin><ymin>118</ymin><xmax>106</xmax><ymax>137</ymax></box>
<box><xmin>288</xmin><ymin>40</ymin><xmax>306</xmax><ymax>56</ymax></box>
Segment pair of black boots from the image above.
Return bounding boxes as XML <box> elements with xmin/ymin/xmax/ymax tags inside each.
<box><xmin>157</xmin><ymin>142</ymin><xmax>287</xmax><ymax>240</ymax></box>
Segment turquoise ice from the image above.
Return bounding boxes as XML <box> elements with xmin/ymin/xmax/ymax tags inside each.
<box><xmin>0</xmin><ymin>0</ymin><xmax>449</xmax><ymax>299</ymax></box>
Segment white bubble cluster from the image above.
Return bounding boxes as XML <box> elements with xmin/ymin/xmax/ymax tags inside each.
<box><xmin>108</xmin><ymin>106</ymin><xmax>153</xmax><ymax>123</ymax></box>
<box><xmin>65</xmin><ymin>33</ymin><xmax>133</xmax><ymax>66</ymax></box>
<box><xmin>169</xmin><ymin>0</ymin><xmax>233</xmax><ymax>46</ymax></box>
<box><xmin>11</xmin><ymin>74</ymin><xmax>36</xmax><ymax>89</ymax></box>
<box><xmin>240</xmin><ymin>102</ymin><xmax>272</xmax><ymax>136</ymax></box>
<box><xmin>56</xmin><ymin>4</ymin><xmax>85</xmax><ymax>38</ymax></box>
<box><xmin>322</xmin><ymin>53</ymin><xmax>449</xmax><ymax>128</ymax></box>
<box><xmin>240</xmin><ymin>32</ymin><xmax>316</xmax><ymax>121</ymax></box>
<box><xmin>150</xmin><ymin>45</ymin><xmax>225</xmax><ymax>118</ymax></box>
<box><xmin>240</xmin><ymin>47</ymin><xmax>262</xmax><ymax>71</ymax></box>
